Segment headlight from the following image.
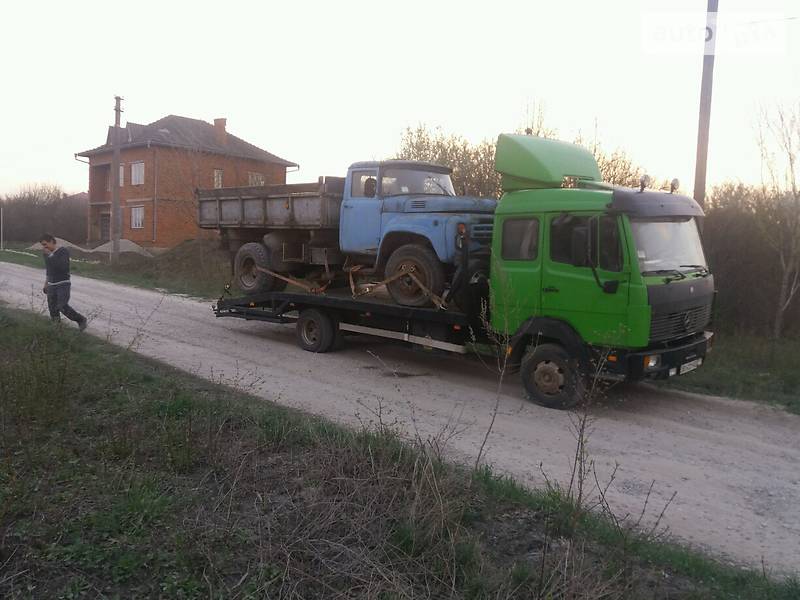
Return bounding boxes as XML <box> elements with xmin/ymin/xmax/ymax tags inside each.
<box><xmin>644</xmin><ymin>355</ymin><xmax>661</xmax><ymax>369</ymax></box>
<box><xmin>456</xmin><ymin>222</ymin><xmax>467</xmax><ymax>249</ymax></box>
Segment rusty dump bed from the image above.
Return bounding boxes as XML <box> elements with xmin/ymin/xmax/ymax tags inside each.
<box><xmin>197</xmin><ymin>177</ymin><xmax>346</xmax><ymax>230</ymax></box>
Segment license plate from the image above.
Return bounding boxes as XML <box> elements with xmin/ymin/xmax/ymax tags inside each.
<box><xmin>680</xmin><ymin>357</ymin><xmax>702</xmax><ymax>374</ymax></box>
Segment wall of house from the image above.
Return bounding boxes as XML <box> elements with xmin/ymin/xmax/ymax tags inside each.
<box><xmin>86</xmin><ymin>146</ymin><xmax>287</xmax><ymax>248</ymax></box>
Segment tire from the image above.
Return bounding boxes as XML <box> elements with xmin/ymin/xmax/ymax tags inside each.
<box><xmin>296</xmin><ymin>308</ymin><xmax>337</xmax><ymax>353</ymax></box>
<box><xmin>520</xmin><ymin>343</ymin><xmax>586</xmax><ymax>409</ymax></box>
<box><xmin>234</xmin><ymin>242</ymin><xmax>287</xmax><ymax>295</ymax></box>
<box><xmin>385</xmin><ymin>244</ymin><xmax>446</xmax><ymax>307</ymax></box>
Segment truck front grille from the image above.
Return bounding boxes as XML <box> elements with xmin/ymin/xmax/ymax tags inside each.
<box><xmin>470</xmin><ymin>222</ymin><xmax>494</xmax><ymax>242</ymax></box>
<box><xmin>650</xmin><ymin>303</ymin><xmax>712</xmax><ymax>342</ymax></box>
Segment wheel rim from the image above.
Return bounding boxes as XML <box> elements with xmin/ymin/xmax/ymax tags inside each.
<box><xmin>239</xmin><ymin>257</ymin><xmax>257</xmax><ymax>288</ymax></box>
<box><xmin>393</xmin><ymin>261</ymin><xmax>427</xmax><ymax>298</ymax></box>
<box><xmin>532</xmin><ymin>360</ymin><xmax>565</xmax><ymax>395</ymax></box>
<box><xmin>301</xmin><ymin>319</ymin><xmax>319</xmax><ymax>346</ymax></box>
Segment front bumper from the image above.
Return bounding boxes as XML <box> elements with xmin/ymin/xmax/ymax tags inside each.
<box><xmin>603</xmin><ymin>331</ymin><xmax>714</xmax><ymax>381</ymax></box>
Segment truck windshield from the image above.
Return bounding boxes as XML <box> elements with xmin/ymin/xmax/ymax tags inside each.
<box><xmin>381</xmin><ymin>169</ymin><xmax>455</xmax><ymax>196</ymax></box>
<box><xmin>630</xmin><ymin>217</ymin><xmax>707</xmax><ymax>275</ymax></box>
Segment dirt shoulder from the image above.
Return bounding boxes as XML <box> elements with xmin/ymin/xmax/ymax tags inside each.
<box><xmin>1</xmin><ymin>261</ymin><xmax>799</xmax><ymax>577</ymax></box>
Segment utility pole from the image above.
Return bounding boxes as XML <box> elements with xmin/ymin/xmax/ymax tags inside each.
<box><xmin>0</xmin><ymin>205</ymin><xmax>4</xmax><ymax>251</ymax></box>
<box><xmin>111</xmin><ymin>95</ymin><xmax>123</xmax><ymax>264</ymax></box>
<box><xmin>693</xmin><ymin>0</ymin><xmax>719</xmax><ymax>207</ymax></box>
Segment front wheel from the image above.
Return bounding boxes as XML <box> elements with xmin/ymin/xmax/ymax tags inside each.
<box><xmin>384</xmin><ymin>244</ymin><xmax>446</xmax><ymax>307</ymax></box>
<box><xmin>520</xmin><ymin>343</ymin><xmax>586</xmax><ymax>409</ymax></box>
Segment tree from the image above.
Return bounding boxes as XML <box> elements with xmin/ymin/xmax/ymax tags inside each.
<box><xmin>704</xmin><ymin>183</ymin><xmax>781</xmax><ymax>333</ymax></box>
<box><xmin>395</xmin><ymin>126</ymin><xmax>501</xmax><ymax>198</ymax></box>
<box><xmin>517</xmin><ymin>101</ymin><xmax>558</xmax><ymax>139</ymax></box>
<box><xmin>1</xmin><ymin>184</ymin><xmax>88</xmax><ymax>243</ymax></box>
<box><xmin>756</xmin><ymin>104</ymin><xmax>800</xmax><ymax>338</ymax></box>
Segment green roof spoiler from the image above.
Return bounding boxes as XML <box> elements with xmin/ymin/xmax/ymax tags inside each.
<box><xmin>495</xmin><ymin>134</ymin><xmax>601</xmax><ymax>191</ymax></box>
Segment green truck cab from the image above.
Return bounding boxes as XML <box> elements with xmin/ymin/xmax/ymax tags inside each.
<box><xmin>490</xmin><ymin>134</ymin><xmax>714</xmax><ymax>408</ymax></box>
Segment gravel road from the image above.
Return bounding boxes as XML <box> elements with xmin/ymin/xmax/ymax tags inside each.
<box><xmin>2</xmin><ymin>262</ymin><xmax>798</xmax><ymax>574</ymax></box>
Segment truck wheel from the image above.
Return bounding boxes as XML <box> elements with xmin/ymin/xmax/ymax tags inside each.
<box><xmin>385</xmin><ymin>244</ymin><xmax>445</xmax><ymax>307</ymax></box>
<box><xmin>234</xmin><ymin>242</ymin><xmax>287</xmax><ymax>295</ymax></box>
<box><xmin>296</xmin><ymin>308</ymin><xmax>337</xmax><ymax>353</ymax></box>
<box><xmin>520</xmin><ymin>343</ymin><xmax>585</xmax><ymax>409</ymax></box>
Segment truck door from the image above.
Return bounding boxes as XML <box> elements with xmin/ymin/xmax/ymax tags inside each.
<box><xmin>491</xmin><ymin>216</ymin><xmax>542</xmax><ymax>333</ymax></box>
<box><xmin>540</xmin><ymin>214</ymin><xmax>630</xmax><ymax>345</ymax></box>
<box><xmin>340</xmin><ymin>169</ymin><xmax>382</xmax><ymax>255</ymax></box>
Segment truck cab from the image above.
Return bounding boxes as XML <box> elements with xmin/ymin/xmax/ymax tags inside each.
<box><xmin>489</xmin><ymin>134</ymin><xmax>714</xmax><ymax>408</ymax></box>
<box><xmin>340</xmin><ymin>160</ymin><xmax>496</xmax><ymax>305</ymax></box>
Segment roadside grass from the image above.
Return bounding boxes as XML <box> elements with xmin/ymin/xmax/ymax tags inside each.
<box><xmin>0</xmin><ymin>239</ymin><xmax>231</xmax><ymax>299</ymax></box>
<box><xmin>661</xmin><ymin>332</ymin><xmax>800</xmax><ymax>414</ymax></box>
<box><xmin>1</xmin><ymin>308</ymin><xmax>798</xmax><ymax>598</ymax></box>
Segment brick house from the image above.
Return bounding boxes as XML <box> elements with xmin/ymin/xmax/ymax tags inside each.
<box><xmin>77</xmin><ymin>115</ymin><xmax>297</xmax><ymax>248</ymax></box>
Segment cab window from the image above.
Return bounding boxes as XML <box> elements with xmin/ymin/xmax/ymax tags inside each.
<box><xmin>598</xmin><ymin>216</ymin><xmax>623</xmax><ymax>272</ymax></box>
<box><xmin>549</xmin><ymin>214</ymin><xmax>623</xmax><ymax>271</ymax></box>
<box><xmin>550</xmin><ymin>215</ymin><xmax>589</xmax><ymax>264</ymax></box>
<box><xmin>502</xmin><ymin>218</ymin><xmax>539</xmax><ymax>260</ymax></box>
<box><xmin>351</xmin><ymin>170</ymin><xmax>378</xmax><ymax>198</ymax></box>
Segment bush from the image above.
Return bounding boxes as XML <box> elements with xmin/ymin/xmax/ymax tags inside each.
<box><xmin>705</xmin><ymin>183</ymin><xmax>800</xmax><ymax>336</ymax></box>
<box><xmin>1</xmin><ymin>184</ymin><xmax>87</xmax><ymax>243</ymax></box>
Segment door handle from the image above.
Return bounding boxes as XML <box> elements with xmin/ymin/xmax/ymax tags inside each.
<box><xmin>543</xmin><ymin>286</ymin><xmax>559</xmax><ymax>293</ymax></box>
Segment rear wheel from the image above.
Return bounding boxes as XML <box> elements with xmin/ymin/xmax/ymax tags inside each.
<box><xmin>234</xmin><ymin>242</ymin><xmax>287</xmax><ymax>295</ymax></box>
<box><xmin>296</xmin><ymin>308</ymin><xmax>337</xmax><ymax>353</ymax></box>
<box><xmin>385</xmin><ymin>244</ymin><xmax>446</xmax><ymax>307</ymax></box>
<box><xmin>520</xmin><ymin>343</ymin><xmax>586</xmax><ymax>409</ymax></box>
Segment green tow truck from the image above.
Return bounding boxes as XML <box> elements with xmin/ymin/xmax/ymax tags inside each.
<box><xmin>213</xmin><ymin>134</ymin><xmax>714</xmax><ymax>408</ymax></box>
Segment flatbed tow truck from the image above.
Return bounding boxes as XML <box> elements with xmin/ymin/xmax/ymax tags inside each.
<box><xmin>210</xmin><ymin>135</ymin><xmax>714</xmax><ymax>409</ymax></box>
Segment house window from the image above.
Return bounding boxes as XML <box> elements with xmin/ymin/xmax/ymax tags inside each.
<box><xmin>214</xmin><ymin>169</ymin><xmax>224</xmax><ymax>189</ymax></box>
<box><xmin>248</xmin><ymin>172</ymin><xmax>265</xmax><ymax>186</ymax></box>
<box><xmin>131</xmin><ymin>206</ymin><xmax>145</xmax><ymax>229</ymax></box>
<box><xmin>119</xmin><ymin>164</ymin><xmax>125</xmax><ymax>187</ymax></box>
<box><xmin>131</xmin><ymin>161</ymin><xmax>145</xmax><ymax>185</ymax></box>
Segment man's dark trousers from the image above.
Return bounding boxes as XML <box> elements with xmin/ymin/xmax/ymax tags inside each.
<box><xmin>47</xmin><ymin>283</ymin><xmax>85</xmax><ymax>323</ymax></box>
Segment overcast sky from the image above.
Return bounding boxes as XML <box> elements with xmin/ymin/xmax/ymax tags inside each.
<box><xmin>0</xmin><ymin>0</ymin><xmax>797</xmax><ymax>196</ymax></box>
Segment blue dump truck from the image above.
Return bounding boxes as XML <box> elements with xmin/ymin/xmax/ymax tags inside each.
<box><xmin>197</xmin><ymin>161</ymin><xmax>496</xmax><ymax>307</ymax></box>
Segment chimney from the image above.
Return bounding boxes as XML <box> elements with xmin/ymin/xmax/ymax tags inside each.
<box><xmin>214</xmin><ymin>118</ymin><xmax>227</xmax><ymax>146</ymax></box>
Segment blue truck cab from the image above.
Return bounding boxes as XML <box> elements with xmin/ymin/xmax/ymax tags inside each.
<box><xmin>340</xmin><ymin>160</ymin><xmax>496</xmax><ymax>305</ymax></box>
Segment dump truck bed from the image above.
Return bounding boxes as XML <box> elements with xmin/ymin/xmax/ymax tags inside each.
<box><xmin>197</xmin><ymin>177</ymin><xmax>346</xmax><ymax>230</ymax></box>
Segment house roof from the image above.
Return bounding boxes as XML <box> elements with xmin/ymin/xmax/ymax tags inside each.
<box><xmin>77</xmin><ymin>114</ymin><xmax>297</xmax><ymax>167</ymax></box>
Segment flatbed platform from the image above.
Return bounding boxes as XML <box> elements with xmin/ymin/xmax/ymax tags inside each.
<box><xmin>214</xmin><ymin>289</ymin><xmax>477</xmax><ymax>354</ymax></box>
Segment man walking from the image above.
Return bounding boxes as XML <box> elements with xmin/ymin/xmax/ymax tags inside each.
<box><xmin>39</xmin><ymin>234</ymin><xmax>87</xmax><ymax>331</ymax></box>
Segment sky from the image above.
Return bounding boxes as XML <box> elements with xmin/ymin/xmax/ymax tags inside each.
<box><xmin>0</xmin><ymin>0</ymin><xmax>797</xmax><ymax>196</ymax></box>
